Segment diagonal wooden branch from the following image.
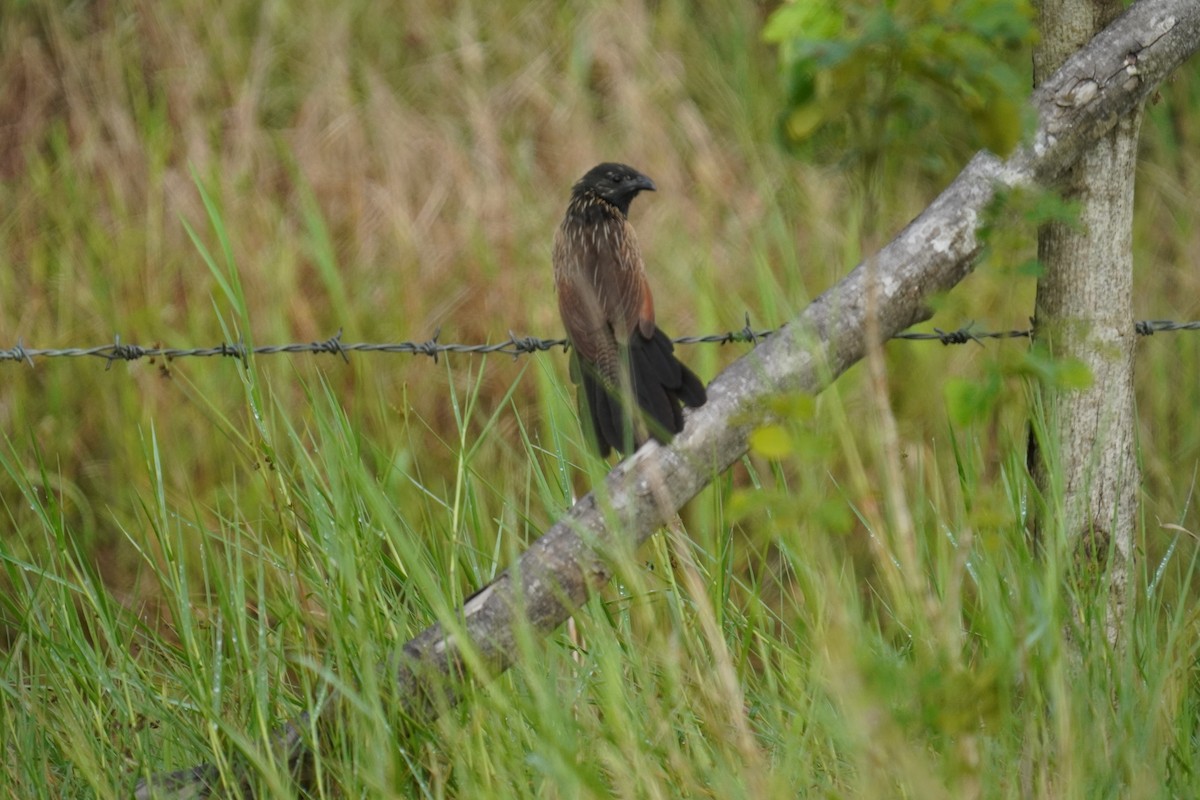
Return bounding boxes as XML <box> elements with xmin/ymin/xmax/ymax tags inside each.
<box><xmin>136</xmin><ymin>0</ymin><xmax>1200</xmax><ymax>795</ymax></box>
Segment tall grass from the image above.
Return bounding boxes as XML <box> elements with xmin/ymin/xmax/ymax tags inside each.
<box><xmin>2</xmin><ymin>0</ymin><xmax>1199</xmax><ymax>796</ymax></box>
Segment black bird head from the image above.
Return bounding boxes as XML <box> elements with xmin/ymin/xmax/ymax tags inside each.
<box><xmin>572</xmin><ymin>163</ymin><xmax>656</xmax><ymax>217</ymax></box>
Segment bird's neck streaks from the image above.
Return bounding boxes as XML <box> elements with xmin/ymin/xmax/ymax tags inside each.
<box><xmin>568</xmin><ymin>191</ymin><xmax>630</xmax><ymax>224</ymax></box>
<box><xmin>566</xmin><ymin>195</ymin><xmax>628</xmax><ymax>255</ymax></box>
<box><xmin>563</xmin><ymin>196</ymin><xmax>629</xmax><ymax>270</ymax></box>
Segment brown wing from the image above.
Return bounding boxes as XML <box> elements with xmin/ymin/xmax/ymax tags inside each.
<box><xmin>554</xmin><ymin>213</ymin><xmax>654</xmax><ymax>382</ymax></box>
<box><xmin>554</xmin><ymin>221</ymin><xmax>611</xmax><ymax>371</ymax></box>
<box><xmin>610</xmin><ymin>219</ymin><xmax>656</xmax><ymax>341</ymax></box>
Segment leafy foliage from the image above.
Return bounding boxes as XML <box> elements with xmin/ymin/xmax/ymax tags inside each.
<box><xmin>764</xmin><ymin>0</ymin><xmax>1037</xmax><ymax>176</ymax></box>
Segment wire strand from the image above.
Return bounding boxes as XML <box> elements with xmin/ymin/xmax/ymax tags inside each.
<box><xmin>3</xmin><ymin>317</ymin><xmax>1197</xmax><ymax>366</ymax></box>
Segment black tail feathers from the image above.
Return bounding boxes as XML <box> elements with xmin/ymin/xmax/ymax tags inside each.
<box><xmin>574</xmin><ymin>329</ymin><xmax>706</xmax><ymax>457</ymax></box>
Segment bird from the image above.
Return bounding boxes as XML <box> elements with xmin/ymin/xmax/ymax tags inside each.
<box><xmin>553</xmin><ymin>162</ymin><xmax>707</xmax><ymax>457</ymax></box>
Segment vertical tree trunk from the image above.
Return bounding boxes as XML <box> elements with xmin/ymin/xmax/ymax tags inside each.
<box><xmin>1030</xmin><ymin>0</ymin><xmax>1142</xmax><ymax>642</ymax></box>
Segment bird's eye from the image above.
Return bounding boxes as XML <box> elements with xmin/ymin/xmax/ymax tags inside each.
<box><xmin>611</xmin><ymin>173</ymin><xmax>624</xmax><ymax>183</ymax></box>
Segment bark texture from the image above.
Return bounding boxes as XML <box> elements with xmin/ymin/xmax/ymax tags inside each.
<box><xmin>137</xmin><ymin>1</ymin><xmax>1199</xmax><ymax>795</ymax></box>
<box><xmin>1031</xmin><ymin>0</ymin><xmax>1143</xmax><ymax>640</ymax></box>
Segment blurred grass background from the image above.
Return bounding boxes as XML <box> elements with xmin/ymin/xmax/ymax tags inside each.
<box><xmin>2</xmin><ymin>0</ymin><xmax>1200</xmax><ymax>796</ymax></box>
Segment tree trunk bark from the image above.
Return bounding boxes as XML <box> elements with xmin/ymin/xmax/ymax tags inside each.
<box><xmin>1030</xmin><ymin>0</ymin><xmax>1142</xmax><ymax>642</ymax></box>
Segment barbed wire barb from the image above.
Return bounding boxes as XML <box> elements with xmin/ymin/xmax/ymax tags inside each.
<box><xmin>11</xmin><ymin>337</ymin><xmax>34</xmax><ymax>367</ymax></box>
<box><xmin>315</xmin><ymin>329</ymin><xmax>349</xmax><ymax>363</ymax></box>
<box><xmin>3</xmin><ymin>317</ymin><xmax>1198</xmax><ymax>367</ymax></box>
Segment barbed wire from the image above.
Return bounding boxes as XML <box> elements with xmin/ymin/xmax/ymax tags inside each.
<box><xmin>2</xmin><ymin>315</ymin><xmax>1198</xmax><ymax>368</ymax></box>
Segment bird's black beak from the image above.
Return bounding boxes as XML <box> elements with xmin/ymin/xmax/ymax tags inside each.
<box><xmin>636</xmin><ymin>175</ymin><xmax>657</xmax><ymax>193</ymax></box>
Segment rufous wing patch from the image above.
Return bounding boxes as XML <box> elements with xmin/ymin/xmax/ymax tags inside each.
<box><xmin>638</xmin><ymin>275</ymin><xmax>656</xmax><ymax>339</ymax></box>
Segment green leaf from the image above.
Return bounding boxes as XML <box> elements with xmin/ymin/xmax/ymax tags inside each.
<box><xmin>1015</xmin><ymin>350</ymin><xmax>1094</xmax><ymax>390</ymax></box>
<box><xmin>785</xmin><ymin>103</ymin><xmax>828</xmax><ymax>141</ymax></box>
<box><xmin>763</xmin><ymin>0</ymin><xmax>844</xmax><ymax>44</ymax></box>
<box><xmin>750</xmin><ymin>425</ymin><xmax>795</xmax><ymax>459</ymax></box>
